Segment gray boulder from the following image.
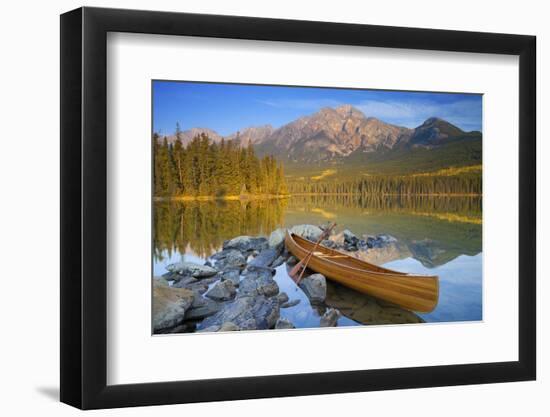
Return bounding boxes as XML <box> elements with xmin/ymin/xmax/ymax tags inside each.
<box><xmin>268</xmin><ymin>228</ymin><xmax>286</xmax><ymax>252</ymax></box>
<box><xmin>276</xmin><ymin>292</ymin><xmax>289</xmax><ymax>305</ymax></box>
<box><xmin>166</xmin><ymin>261</ymin><xmax>218</xmax><ymax>278</ymax></box>
<box><xmin>201</xmin><ymin>295</ymin><xmax>280</xmax><ymax>330</ymax></box>
<box><xmin>321</xmin><ymin>239</ymin><xmax>336</xmax><ymax>248</ymax></box>
<box><xmin>185</xmin><ymin>297</ymin><xmax>221</xmax><ymax>320</ymax></box>
<box><xmin>239</xmin><ymin>269</ymin><xmax>279</xmax><ymax>298</ymax></box>
<box><xmin>250</xmin><ymin>296</ymin><xmax>281</xmax><ymax>329</ymax></box>
<box><xmin>223</xmin><ymin>236</ymin><xmax>268</xmax><ymax>252</ymax></box>
<box><xmin>205</xmin><ymin>280</ymin><xmax>236</xmax><ymax>301</ymax></box>
<box><xmin>154</xmin><ymin>276</ymin><xmax>172</xmax><ymax>286</ymax></box>
<box><xmin>299</xmin><ymin>273</ymin><xmax>327</xmax><ymax>304</ymax></box>
<box><xmin>290</xmin><ymin>224</ymin><xmax>323</xmax><ymax>242</ymax></box>
<box><xmin>343</xmin><ymin>229</ymin><xmax>358</xmax><ymax>244</ymax></box>
<box><xmin>320</xmin><ymin>308</ymin><xmax>341</xmax><ymax>327</ymax></box>
<box><xmin>219</xmin><ymin>322</ymin><xmax>240</xmax><ymax>332</ymax></box>
<box><xmin>281</xmin><ymin>299</ymin><xmax>301</xmax><ymax>308</ymax></box>
<box><xmin>212</xmin><ymin>249</ymin><xmax>247</xmax><ymax>270</ymax></box>
<box><xmin>198</xmin><ymin>325</ymin><xmax>221</xmax><ymax>333</ymax></box>
<box><xmin>275</xmin><ymin>318</ymin><xmax>295</xmax><ymax>329</ymax></box>
<box><xmin>173</xmin><ymin>275</ymin><xmax>219</xmax><ymax>293</ymax></box>
<box><xmin>171</xmin><ymin>275</ymin><xmax>198</xmax><ymax>286</ymax></box>
<box><xmin>219</xmin><ymin>268</ymin><xmax>240</xmax><ymax>287</ymax></box>
<box><xmin>152</xmin><ymin>281</ymin><xmax>194</xmax><ymax>332</ymax></box>
<box><xmin>271</xmin><ymin>256</ymin><xmax>286</xmax><ymax>268</ymax></box>
<box><xmin>247</xmin><ymin>248</ymin><xmax>279</xmax><ymax>269</ymax></box>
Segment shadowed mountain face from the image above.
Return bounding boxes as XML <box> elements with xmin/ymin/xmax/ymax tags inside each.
<box><xmin>158</xmin><ymin>105</ymin><xmax>482</xmax><ymax>170</ymax></box>
<box><xmin>225</xmin><ymin>125</ymin><xmax>275</xmax><ymax>145</ymax></box>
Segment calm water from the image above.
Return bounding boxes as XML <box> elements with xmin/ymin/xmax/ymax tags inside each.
<box><xmin>153</xmin><ymin>195</ymin><xmax>482</xmax><ymax>327</ymax></box>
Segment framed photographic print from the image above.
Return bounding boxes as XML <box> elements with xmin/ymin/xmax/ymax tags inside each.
<box><xmin>60</xmin><ymin>6</ymin><xmax>536</xmax><ymax>410</ymax></box>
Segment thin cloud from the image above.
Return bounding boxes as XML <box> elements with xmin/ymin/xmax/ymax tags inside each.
<box><xmin>257</xmin><ymin>98</ymin><xmax>343</xmax><ymax>110</ymax></box>
<box><xmin>356</xmin><ymin>98</ymin><xmax>482</xmax><ymax>131</ymax></box>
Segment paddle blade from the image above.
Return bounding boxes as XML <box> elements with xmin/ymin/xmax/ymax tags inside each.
<box><xmin>289</xmin><ymin>259</ymin><xmax>305</xmax><ymax>278</ymax></box>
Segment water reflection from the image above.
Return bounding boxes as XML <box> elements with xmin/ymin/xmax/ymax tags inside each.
<box><xmin>153</xmin><ymin>195</ymin><xmax>482</xmax><ymax>324</ymax></box>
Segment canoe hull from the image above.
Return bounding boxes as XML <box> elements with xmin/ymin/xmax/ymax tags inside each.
<box><xmin>285</xmin><ymin>231</ymin><xmax>439</xmax><ymax>313</ymax></box>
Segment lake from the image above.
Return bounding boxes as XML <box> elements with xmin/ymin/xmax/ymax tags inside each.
<box><xmin>153</xmin><ymin>195</ymin><xmax>482</xmax><ymax>328</ymax></box>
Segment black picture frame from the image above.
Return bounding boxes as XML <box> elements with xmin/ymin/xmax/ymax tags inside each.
<box><xmin>60</xmin><ymin>6</ymin><xmax>536</xmax><ymax>410</ymax></box>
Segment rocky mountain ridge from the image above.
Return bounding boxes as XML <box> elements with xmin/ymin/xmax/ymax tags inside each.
<box><xmin>159</xmin><ymin>105</ymin><xmax>481</xmax><ymax>165</ymax></box>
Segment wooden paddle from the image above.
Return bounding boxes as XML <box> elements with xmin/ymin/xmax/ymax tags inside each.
<box><xmin>289</xmin><ymin>223</ymin><xmax>337</xmax><ymax>284</ymax></box>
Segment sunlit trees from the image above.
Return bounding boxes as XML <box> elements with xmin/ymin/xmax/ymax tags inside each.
<box><xmin>153</xmin><ymin>132</ymin><xmax>288</xmax><ymax>198</ymax></box>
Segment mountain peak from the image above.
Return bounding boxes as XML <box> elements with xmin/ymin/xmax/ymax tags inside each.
<box><xmin>334</xmin><ymin>104</ymin><xmax>364</xmax><ymax>118</ymax></box>
<box><xmin>411</xmin><ymin>117</ymin><xmax>465</xmax><ymax>146</ymax></box>
<box><xmin>422</xmin><ymin>117</ymin><xmax>444</xmax><ymax>125</ymax></box>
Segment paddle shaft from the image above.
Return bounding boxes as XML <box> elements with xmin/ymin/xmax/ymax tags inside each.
<box><xmin>290</xmin><ymin>223</ymin><xmax>336</xmax><ymax>283</ymax></box>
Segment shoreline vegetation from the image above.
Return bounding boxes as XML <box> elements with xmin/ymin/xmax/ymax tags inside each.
<box><xmin>154</xmin><ymin>132</ymin><xmax>288</xmax><ymax>199</ymax></box>
<box><xmin>154</xmin><ymin>192</ymin><xmax>481</xmax><ymax>202</ymax></box>
<box><xmin>154</xmin><ymin>132</ymin><xmax>482</xmax><ymax>199</ymax></box>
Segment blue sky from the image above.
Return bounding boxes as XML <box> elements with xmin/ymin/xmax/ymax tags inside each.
<box><xmin>153</xmin><ymin>81</ymin><xmax>482</xmax><ymax>136</ymax></box>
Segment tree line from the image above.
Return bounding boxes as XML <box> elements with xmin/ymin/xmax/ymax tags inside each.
<box><xmin>287</xmin><ymin>172</ymin><xmax>482</xmax><ymax>196</ymax></box>
<box><xmin>154</xmin><ymin>129</ymin><xmax>481</xmax><ymax>198</ymax></box>
<box><xmin>154</xmin><ymin>132</ymin><xmax>288</xmax><ymax>198</ymax></box>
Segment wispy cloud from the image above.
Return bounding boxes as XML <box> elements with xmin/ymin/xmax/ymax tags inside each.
<box><xmin>257</xmin><ymin>98</ymin><xmax>343</xmax><ymax>110</ymax></box>
<box><xmin>356</xmin><ymin>98</ymin><xmax>482</xmax><ymax>131</ymax></box>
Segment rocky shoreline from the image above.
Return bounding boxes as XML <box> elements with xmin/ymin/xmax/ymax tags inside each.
<box><xmin>153</xmin><ymin>224</ymin><xmax>408</xmax><ymax>334</ymax></box>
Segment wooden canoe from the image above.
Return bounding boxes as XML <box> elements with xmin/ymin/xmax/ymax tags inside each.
<box><xmin>285</xmin><ymin>231</ymin><xmax>439</xmax><ymax>313</ymax></box>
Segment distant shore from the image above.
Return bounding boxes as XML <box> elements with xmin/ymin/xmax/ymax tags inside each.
<box><xmin>154</xmin><ymin>192</ymin><xmax>481</xmax><ymax>202</ymax></box>
<box><xmin>154</xmin><ymin>194</ymin><xmax>291</xmax><ymax>202</ymax></box>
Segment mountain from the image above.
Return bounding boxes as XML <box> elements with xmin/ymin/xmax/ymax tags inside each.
<box><xmin>225</xmin><ymin>125</ymin><xmax>274</xmax><ymax>145</ymax></box>
<box><xmin>409</xmin><ymin>117</ymin><xmax>479</xmax><ymax>146</ymax></box>
<box><xmin>156</xmin><ymin>105</ymin><xmax>481</xmax><ymax>176</ymax></box>
<box><xmin>255</xmin><ymin>105</ymin><xmax>412</xmax><ymax>163</ymax></box>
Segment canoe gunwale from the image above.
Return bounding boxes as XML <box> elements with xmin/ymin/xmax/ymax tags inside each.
<box><xmin>289</xmin><ymin>232</ymin><xmax>437</xmax><ymax>280</ymax></box>
<box><xmin>285</xmin><ymin>231</ymin><xmax>439</xmax><ymax>313</ymax></box>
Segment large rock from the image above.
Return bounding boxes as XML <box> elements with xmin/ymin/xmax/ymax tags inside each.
<box><xmin>185</xmin><ymin>296</ymin><xmax>221</xmax><ymax>320</ymax></box>
<box><xmin>343</xmin><ymin>229</ymin><xmax>359</xmax><ymax>245</ymax></box>
<box><xmin>219</xmin><ymin>268</ymin><xmax>240</xmax><ymax>287</ymax></box>
<box><xmin>152</xmin><ymin>281</ymin><xmax>194</xmax><ymax>331</ymax></box>
<box><xmin>239</xmin><ymin>269</ymin><xmax>279</xmax><ymax>298</ymax></box>
<box><xmin>290</xmin><ymin>224</ymin><xmax>323</xmax><ymax>242</ymax></box>
<box><xmin>219</xmin><ymin>322</ymin><xmax>240</xmax><ymax>332</ymax></box>
<box><xmin>281</xmin><ymin>299</ymin><xmax>301</xmax><ymax>308</ymax></box>
<box><xmin>247</xmin><ymin>248</ymin><xmax>279</xmax><ymax>269</ymax></box>
<box><xmin>223</xmin><ymin>236</ymin><xmax>268</xmax><ymax>252</ymax></box>
<box><xmin>166</xmin><ymin>261</ymin><xmax>218</xmax><ymax>278</ymax></box>
<box><xmin>205</xmin><ymin>280</ymin><xmax>236</xmax><ymax>301</ymax></box>
<box><xmin>154</xmin><ymin>276</ymin><xmax>171</xmax><ymax>286</ymax></box>
<box><xmin>299</xmin><ymin>273</ymin><xmax>327</xmax><ymax>304</ymax></box>
<box><xmin>271</xmin><ymin>255</ymin><xmax>286</xmax><ymax>268</ymax></box>
<box><xmin>276</xmin><ymin>292</ymin><xmax>289</xmax><ymax>305</ymax></box>
<box><xmin>171</xmin><ymin>276</ymin><xmax>198</xmax><ymax>286</ymax></box>
<box><xmin>268</xmin><ymin>228</ymin><xmax>286</xmax><ymax>251</ymax></box>
<box><xmin>250</xmin><ymin>296</ymin><xmax>281</xmax><ymax>329</ymax></box>
<box><xmin>201</xmin><ymin>295</ymin><xmax>280</xmax><ymax>330</ymax></box>
<box><xmin>212</xmin><ymin>249</ymin><xmax>247</xmax><ymax>270</ymax></box>
<box><xmin>320</xmin><ymin>308</ymin><xmax>341</xmax><ymax>327</ymax></box>
<box><xmin>275</xmin><ymin>318</ymin><xmax>295</xmax><ymax>329</ymax></box>
<box><xmin>172</xmin><ymin>275</ymin><xmax>219</xmax><ymax>293</ymax></box>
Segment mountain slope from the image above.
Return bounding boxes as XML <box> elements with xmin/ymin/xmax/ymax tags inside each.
<box><xmin>156</xmin><ymin>105</ymin><xmax>481</xmax><ymax>177</ymax></box>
